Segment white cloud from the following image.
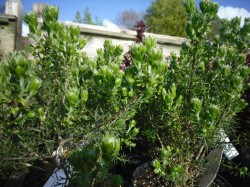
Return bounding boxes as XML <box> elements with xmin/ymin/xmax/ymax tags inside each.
<box><xmin>102</xmin><ymin>19</ymin><xmax>120</xmax><ymax>30</ymax></box>
<box><xmin>62</xmin><ymin>20</ymin><xmax>120</xmax><ymax>31</ymax></box>
<box><xmin>22</xmin><ymin>23</ymin><xmax>29</xmax><ymax>37</ymax></box>
<box><xmin>218</xmin><ymin>6</ymin><xmax>250</xmax><ymax>25</ymax></box>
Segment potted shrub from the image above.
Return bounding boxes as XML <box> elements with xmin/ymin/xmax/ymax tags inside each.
<box><xmin>0</xmin><ymin>0</ymin><xmax>249</xmax><ymax>186</ymax></box>
<box><xmin>132</xmin><ymin>0</ymin><xmax>250</xmax><ymax>186</ymax></box>
<box><xmin>0</xmin><ymin>4</ymin><xmax>167</xmax><ymax>187</ymax></box>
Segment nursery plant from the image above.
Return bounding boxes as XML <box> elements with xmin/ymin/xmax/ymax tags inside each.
<box><xmin>145</xmin><ymin>0</ymin><xmax>250</xmax><ymax>186</ymax></box>
<box><xmin>0</xmin><ymin>0</ymin><xmax>249</xmax><ymax>187</ymax></box>
<box><xmin>0</xmin><ymin>4</ymin><xmax>166</xmax><ymax>187</ymax></box>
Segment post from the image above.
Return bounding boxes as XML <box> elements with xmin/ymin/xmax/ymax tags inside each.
<box><xmin>5</xmin><ymin>0</ymin><xmax>23</xmax><ymax>50</ymax></box>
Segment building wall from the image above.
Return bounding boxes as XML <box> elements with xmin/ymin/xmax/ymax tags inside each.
<box><xmin>64</xmin><ymin>21</ymin><xmax>188</xmax><ymax>58</ymax></box>
<box><xmin>5</xmin><ymin>0</ymin><xmax>23</xmax><ymax>50</ymax></box>
<box><xmin>0</xmin><ymin>0</ymin><xmax>23</xmax><ymax>61</ymax></box>
<box><xmin>0</xmin><ymin>15</ymin><xmax>17</xmax><ymax>61</ymax></box>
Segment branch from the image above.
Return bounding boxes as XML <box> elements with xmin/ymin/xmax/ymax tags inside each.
<box><xmin>3</xmin><ymin>155</ymin><xmax>54</xmax><ymax>161</ymax></box>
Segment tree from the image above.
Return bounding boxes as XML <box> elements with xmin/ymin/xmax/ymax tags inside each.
<box><xmin>206</xmin><ymin>15</ymin><xmax>223</xmax><ymax>41</ymax></box>
<box><xmin>116</xmin><ymin>10</ymin><xmax>144</xmax><ymax>30</ymax></box>
<box><xmin>83</xmin><ymin>7</ymin><xmax>93</xmax><ymax>24</ymax></box>
<box><xmin>74</xmin><ymin>10</ymin><xmax>82</xmax><ymax>23</ymax></box>
<box><xmin>144</xmin><ymin>0</ymin><xmax>187</xmax><ymax>37</ymax></box>
<box><xmin>74</xmin><ymin>7</ymin><xmax>102</xmax><ymax>25</ymax></box>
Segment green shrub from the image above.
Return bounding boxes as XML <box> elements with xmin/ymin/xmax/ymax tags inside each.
<box><xmin>0</xmin><ymin>0</ymin><xmax>249</xmax><ymax>186</ymax></box>
<box><xmin>0</xmin><ymin>5</ymin><xmax>167</xmax><ymax>186</ymax></box>
<box><xmin>146</xmin><ymin>0</ymin><xmax>250</xmax><ymax>185</ymax></box>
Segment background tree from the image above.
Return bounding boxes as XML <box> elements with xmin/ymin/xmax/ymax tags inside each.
<box><xmin>74</xmin><ymin>10</ymin><xmax>82</xmax><ymax>23</ymax></box>
<box><xmin>206</xmin><ymin>15</ymin><xmax>223</xmax><ymax>41</ymax></box>
<box><xmin>83</xmin><ymin>7</ymin><xmax>93</xmax><ymax>24</ymax></box>
<box><xmin>144</xmin><ymin>0</ymin><xmax>187</xmax><ymax>37</ymax></box>
<box><xmin>116</xmin><ymin>9</ymin><xmax>144</xmax><ymax>30</ymax></box>
<box><xmin>74</xmin><ymin>7</ymin><xmax>102</xmax><ymax>25</ymax></box>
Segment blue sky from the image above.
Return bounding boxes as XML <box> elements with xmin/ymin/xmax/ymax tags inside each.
<box><xmin>1</xmin><ymin>0</ymin><xmax>250</xmax><ymax>35</ymax></box>
<box><xmin>21</xmin><ymin>0</ymin><xmax>153</xmax><ymax>22</ymax></box>
<box><xmin>6</xmin><ymin>0</ymin><xmax>249</xmax><ymax>23</ymax></box>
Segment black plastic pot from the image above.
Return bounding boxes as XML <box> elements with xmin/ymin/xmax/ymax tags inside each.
<box><xmin>217</xmin><ymin>148</ymin><xmax>250</xmax><ymax>187</ymax></box>
<box><xmin>131</xmin><ymin>161</ymin><xmax>233</xmax><ymax>187</ymax></box>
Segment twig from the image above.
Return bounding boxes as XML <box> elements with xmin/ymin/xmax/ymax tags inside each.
<box><xmin>56</xmin><ymin>96</ymin><xmax>143</xmax><ymax>150</ymax></box>
<box><xmin>195</xmin><ymin>145</ymin><xmax>205</xmax><ymax>160</ymax></box>
<box><xmin>156</xmin><ymin>134</ymin><xmax>164</xmax><ymax>149</ymax></box>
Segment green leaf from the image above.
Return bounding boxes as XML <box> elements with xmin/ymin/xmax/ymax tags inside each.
<box><xmin>101</xmin><ymin>133</ymin><xmax>120</xmax><ymax>161</ymax></box>
<box><xmin>152</xmin><ymin>159</ymin><xmax>161</xmax><ymax>168</ymax></box>
<box><xmin>191</xmin><ymin>98</ymin><xmax>202</xmax><ymax>115</ymax></box>
<box><xmin>208</xmin><ymin>104</ymin><xmax>221</xmax><ymax>122</ymax></box>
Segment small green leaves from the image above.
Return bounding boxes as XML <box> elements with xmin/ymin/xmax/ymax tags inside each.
<box><xmin>191</xmin><ymin>98</ymin><xmax>202</xmax><ymax>117</ymax></box>
<box><xmin>231</xmin><ymin>76</ymin><xmax>243</xmax><ymax>90</ymax></box>
<box><xmin>131</xmin><ymin>44</ymin><xmax>143</xmax><ymax>61</ymax></box>
<box><xmin>200</xmin><ymin>0</ymin><xmax>219</xmax><ymax>16</ymax></box>
<box><xmin>24</xmin><ymin>12</ymin><xmax>38</xmax><ymax>33</ymax></box>
<box><xmin>207</xmin><ymin>104</ymin><xmax>221</xmax><ymax>122</ymax></box>
<box><xmin>78</xmin><ymin>38</ymin><xmax>87</xmax><ymax>49</ymax></box>
<box><xmin>1</xmin><ymin>2</ymin><xmax>250</xmax><ymax>187</ymax></box>
<box><xmin>143</xmin><ymin>36</ymin><xmax>157</xmax><ymax>50</ymax></box>
<box><xmin>15</xmin><ymin>66</ymin><xmax>25</xmax><ymax>79</ymax></box>
<box><xmin>8</xmin><ymin>52</ymin><xmax>31</xmax><ymax>80</ymax></box>
<box><xmin>114</xmin><ymin>45</ymin><xmax>123</xmax><ymax>57</ymax></box>
<box><xmin>184</xmin><ymin>0</ymin><xmax>196</xmax><ymax>14</ymax></box>
<box><xmin>70</xmin><ymin>145</ymin><xmax>100</xmax><ymax>173</ymax></box>
<box><xmin>223</xmin><ymin>65</ymin><xmax>231</xmax><ymax>77</ymax></box>
<box><xmin>152</xmin><ymin>159</ymin><xmax>161</xmax><ymax>174</ymax></box>
<box><xmin>10</xmin><ymin>107</ymin><xmax>19</xmax><ymax>115</ymax></box>
<box><xmin>170</xmin><ymin>84</ymin><xmax>176</xmax><ymax>99</ymax></box>
<box><xmin>101</xmin><ymin>133</ymin><xmax>120</xmax><ymax>161</ymax></box>
<box><xmin>66</xmin><ymin>88</ymin><xmax>79</xmax><ymax>106</ymax></box>
<box><xmin>131</xmin><ymin>37</ymin><xmax>159</xmax><ymax>62</ymax></box>
<box><xmin>26</xmin><ymin>111</ymin><xmax>36</xmax><ymax>120</ymax></box>
<box><xmin>239</xmin><ymin>166</ymin><xmax>248</xmax><ymax>176</ymax></box>
<box><xmin>153</xmin><ymin>146</ymin><xmax>184</xmax><ymax>182</ymax></box>
<box><xmin>115</xmin><ymin>78</ymin><xmax>122</xmax><ymax>87</ymax></box>
<box><xmin>0</xmin><ymin>65</ymin><xmax>6</xmax><ymax>84</ymax></box>
<box><xmin>83</xmin><ymin>145</ymin><xmax>100</xmax><ymax>164</ymax></box>
<box><xmin>128</xmin><ymin>90</ymin><xmax>134</xmax><ymax>97</ymax></box>
<box><xmin>125</xmin><ymin>73</ymin><xmax>135</xmax><ymax>87</ymax></box>
<box><xmin>81</xmin><ymin>89</ymin><xmax>88</xmax><ymax>102</ymax></box>
<box><xmin>161</xmin><ymin>146</ymin><xmax>172</xmax><ymax>157</ymax></box>
<box><xmin>37</xmin><ymin>107</ymin><xmax>44</xmax><ymax>117</ymax></box>
<box><xmin>29</xmin><ymin>78</ymin><xmax>41</xmax><ymax>93</ymax></box>
<box><xmin>122</xmin><ymin>120</ymin><xmax>139</xmax><ymax>148</ymax></box>
<box><xmin>43</xmin><ymin>5</ymin><xmax>59</xmax><ymax>27</ymax></box>
<box><xmin>122</xmin><ymin>87</ymin><xmax>128</xmax><ymax>97</ymax></box>
<box><xmin>240</xmin><ymin>66</ymin><xmax>250</xmax><ymax>78</ymax></box>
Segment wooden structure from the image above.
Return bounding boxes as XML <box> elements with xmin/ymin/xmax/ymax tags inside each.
<box><xmin>0</xmin><ymin>14</ymin><xmax>17</xmax><ymax>60</ymax></box>
<box><xmin>0</xmin><ymin>0</ymin><xmax>23</xmax><ymax>61</ymax></box>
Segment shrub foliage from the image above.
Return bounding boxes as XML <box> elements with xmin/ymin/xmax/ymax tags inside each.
<box><xmin>0</xmin><ymin>0</ymin><xmax>250</xmax><ymax>186</ymax></box>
